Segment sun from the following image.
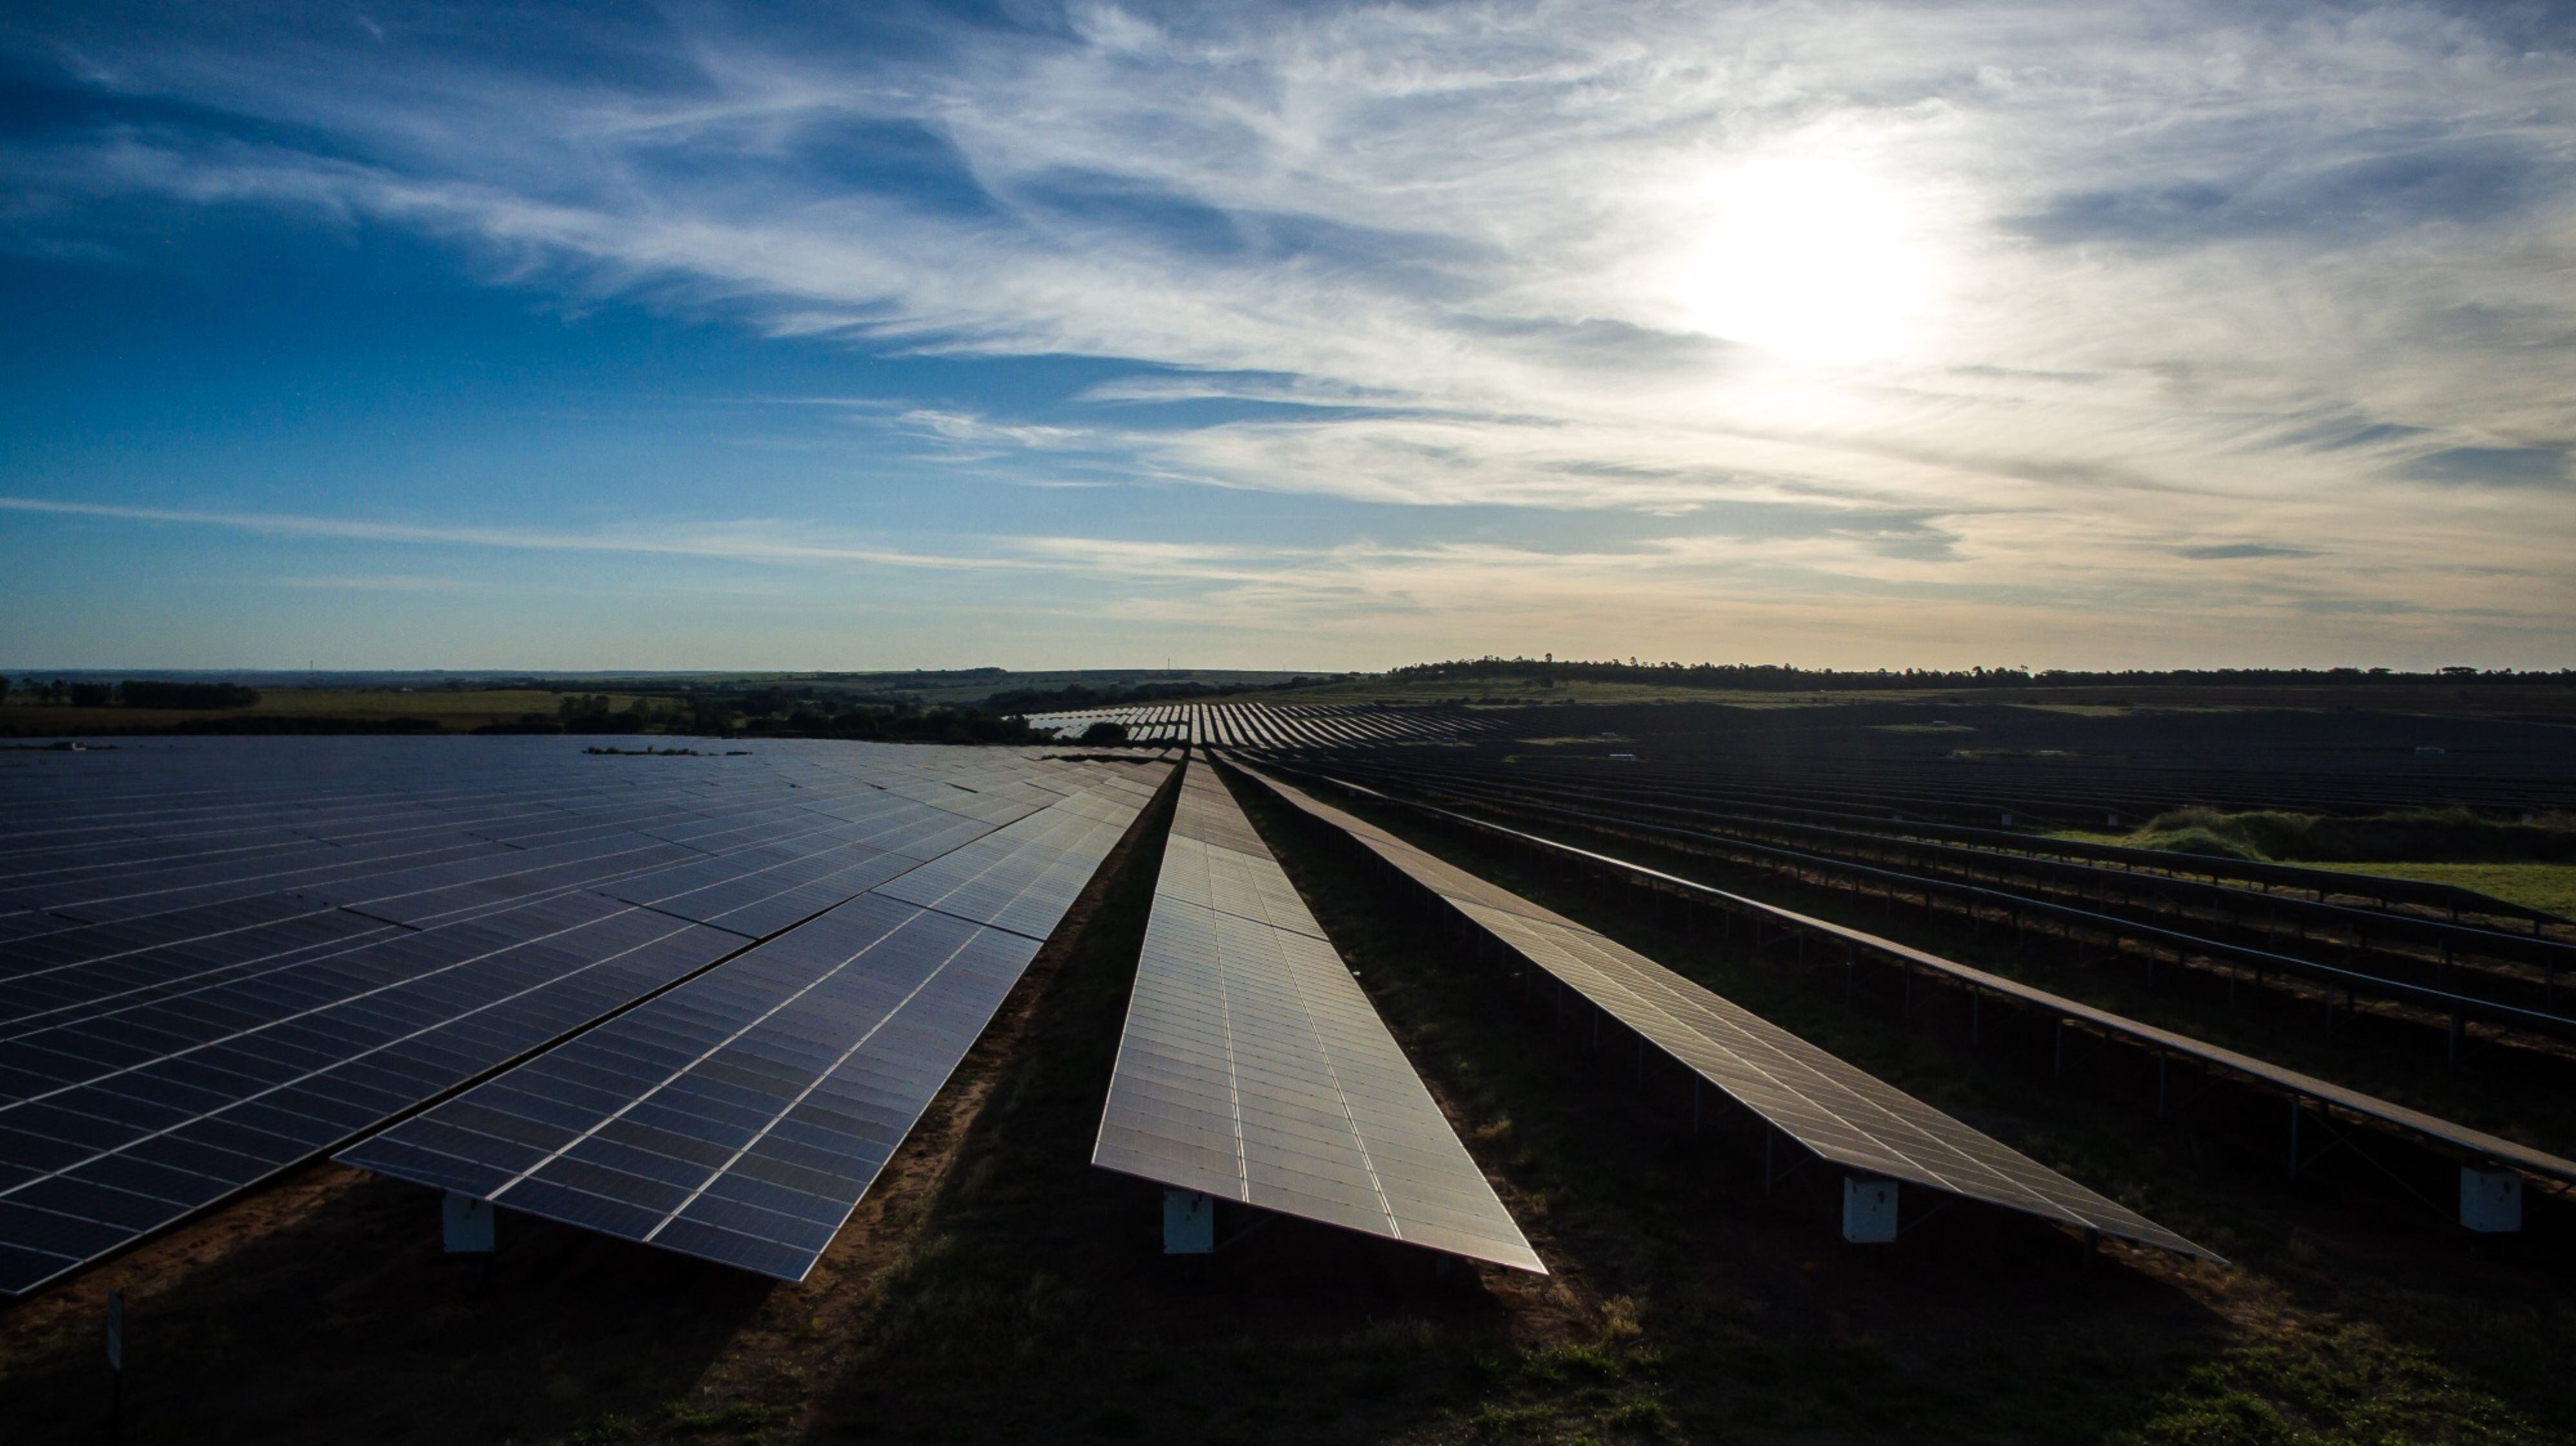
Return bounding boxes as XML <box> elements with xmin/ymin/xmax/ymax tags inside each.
<box><xmin>1673</xmin><ymin>157</ymin><xmax>1937</xmax><ymax>367</ymax></box>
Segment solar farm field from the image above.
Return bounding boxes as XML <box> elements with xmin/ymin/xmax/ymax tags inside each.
<box><xmin>3</xmin><ymin>714</ymin><xmax>2573</xmax><ymax>1445</ymax></box>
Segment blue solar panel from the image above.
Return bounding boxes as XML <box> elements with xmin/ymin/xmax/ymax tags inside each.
<box><xmin>337</xmin><ymin>758</ymin><xmax>1171</xmax><ymax>1281</ymax></box>
<box><xmin>0</xmin><ymin>736</ymin><xmax>1171</xmax><ymax>1294</ymax></box>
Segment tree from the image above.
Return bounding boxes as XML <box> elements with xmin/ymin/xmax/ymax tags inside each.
<box><xmin>1078</xmin><ymin>721</ymin><xmax>1131</xmax><ymax>745</ymax></box>
<box><xmin>117</xmin><ymin>681</ymin><xmax>260</xmax><ymax>708</ymax></box>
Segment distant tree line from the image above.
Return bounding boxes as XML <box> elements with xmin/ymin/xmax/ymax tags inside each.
<box><xmin>986</xmin><ymin>676</ymin><xmax>1325</xmax><ymax>715</ymax></box>
<box><xmin>11</xmin><ymin>679</ymin><xmax>261</xmax><ymax>708</ymax></box>
<box><xmin>476</xmin><ymin>688</ymin><xmax>1047</xmax><ymax>742</ymax></box>
<box><xmin>0</xmin><ymin>676</ymin><xmax>1080</xmax><ymax>744</ymax></box>
<box><xmin>172</xmin><ymin>716</ymin><xmax>441</xmax><ymax>735</ymax></box>
<box><xmin>1388</xmin><ymin>658</ymin><xmax>2576</xmax><ymax>692</ymax></box>
<box><xmin>536</xmin><ymin>687</ymin><xmax>1048</xmax><ymax>744</ymax></box>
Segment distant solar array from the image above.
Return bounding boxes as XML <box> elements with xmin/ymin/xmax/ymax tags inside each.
<box><xmin>0</xmin><ymin>738</ymin><xmax>1169</xmax><ymax>1293</ymax></box>
<box><xmin>1020</xmin><ymin>701</ymin><xmax>1494</xmax><ymax>749</ymax></box>
<box><xmin>1092</xmin><ymin>760</ymin><xmax>1542</xmax><ymax>1270</ymax></box>
<box><xmin>1225</xmin><ymin>759</ymin><xmax>2217</xmax><ymax>1261</ymax></box>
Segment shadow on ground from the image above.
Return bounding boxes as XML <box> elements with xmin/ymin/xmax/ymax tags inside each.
<box><xmin>2</xmin><ymin>1163</ymin><xmax>772</xmax><ymax>1443</ymax></box>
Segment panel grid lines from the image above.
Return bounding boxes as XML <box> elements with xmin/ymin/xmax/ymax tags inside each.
<box><xmin>1092</xmin><ymin>758</ymin><xmax>1542</xmax><ymax>1272</ymax></box>
<box><xmin>0</xmin><ymin>736</ymin><xmax>1177</xmax><ymax>1294</ymax></box>
<box><xmin>336</xmin><ymin>751</ymin><xmax>1172</xmax><ymax>1283</ymax></box>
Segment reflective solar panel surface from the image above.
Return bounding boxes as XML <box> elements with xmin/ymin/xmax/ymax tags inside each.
<box><xmin>1227</xmin><ymin>761</ymin><xmax>2215</xmax><ymax>1262</ymax></box>
<box><xmin>337</xmin><ymin>752</ymin><xmax>1169</xmax><ymax>1281</ymax></box>
<box><xmin>1093</xmin><ymin>758</ymin><xmax>1542</xmax><ymax>1272</ymax></box>
<box><xmin>0</xmin><ymin>736</ymin><xmax>1170</xmax><ymax>1294</ymax></box>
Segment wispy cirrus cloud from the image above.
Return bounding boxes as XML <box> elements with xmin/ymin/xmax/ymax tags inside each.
<box><xmin>0</xmin><ymin>496</ymin><xmax>1026</xmax><ymax>572</ymax></box>
<box><xmin>268</xmin><ymin>574</ymin><xmax>468</xmax><ymax>591</ymax></box>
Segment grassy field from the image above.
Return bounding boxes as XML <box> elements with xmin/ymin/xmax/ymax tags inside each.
<box><xmin>2042</xmin><ymin>840</ymin><xmax>2576</xmax><ymax>919</ymax></box>
<box><xmin>2297</xmin><ymin>862</ymin><xmax>2576</xmax><ymax>921</ymax></box>
<box><xmin>6</xmin><ymin>760</ymin><xmax>2573</xmax><ymax>1444</ymax></box>
<box><xmin>2048</xmin><ymin>809</ymin><xmax>2576</xmax><ymax>919</ymax></box>
<box><xmin>0</xmin><ymin>670</ymin><xmax>1323</xmax><ymax>730</ymax></box>
<box><xmin>0</xmin><ymin>688</ymin><xmax>649</xmax><ymax>734</ymax></box>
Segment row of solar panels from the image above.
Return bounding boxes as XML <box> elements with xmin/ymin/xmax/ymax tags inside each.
<box><xmin>2</xmin><ymin>734</ymin><xmax>2215</xmax><ymax>1298</ymax></box>
<box><xmin>1293</xmin><ymin>759</ymin><xmax>2576</xmax><ymax>1199</ymax></box>
<box><xmin>1202</xmin><ymin>757</ymin><xmax>2216</xmax><ymax>1261</ymax></box>
<box><xmin>1020</xmin><ymin>702</ymin><xmax>1493</xmax><ymax>750</ymax></box>
<box><xmin>1091</xmin><ymin>761</ymin><xmax>1544</xmax><ymax>1269</ymax></box>
<box><xmin>0</xmin><ymin>738</ymin><xmax>1172</xmax><ymax>1293</ymax></box>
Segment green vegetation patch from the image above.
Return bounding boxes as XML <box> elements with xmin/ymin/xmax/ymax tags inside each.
<box><xmin>2114</xmin><ymin>807</ymin><xmax>2576</xmax><ymax>865</ymax></box>
<box><xmin>2296</xmin><ymin>861</ymin><xmax>2576</xmax><ymax>921</ymax></box>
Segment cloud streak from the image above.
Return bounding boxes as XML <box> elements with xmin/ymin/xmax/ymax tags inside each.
<box><xmin>0</xmin><ymin>496</ymin><xmax>1023</xmax><ymax>571</ymax></box>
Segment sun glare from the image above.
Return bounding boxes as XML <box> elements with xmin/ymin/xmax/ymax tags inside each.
<box><xmin>1675</xmin><ymin>157</ymin><xmax>1936</xmax><ymax>367</ymax></box>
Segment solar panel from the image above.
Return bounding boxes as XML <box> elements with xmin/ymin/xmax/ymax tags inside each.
<box><xmin>0</xmin><ymin>792</ymin><xmax>971</xmax><ymax>1042</ymax></box>
<box><xmin>1092</xmin><ymin>759</ymin><xmax>1542</xmax><ymax>1272</ymax></box>
<box><xmin>0</xmin><ymin>738</ymin><xmax>1166</xmax><ymax>1294</ymax></box>
<box><xmin>1395</xmin><ymin>789</ymin><xmax>2576</xmax><ymax>1194</ymax></box>
<box><xmin>0</xmin><ymin>893</ymin><xmax>747</xmax><ymax>1293</ymax></box>
<box><xmin>1225</xmin><ymin>759</ymin><xmax>2215</xmax><ymax>1263</ymax></box>
<box><xmin>336</xmin><ymin>761</ymin><xmax>1171</xmax><ymax>1281</ymax></box>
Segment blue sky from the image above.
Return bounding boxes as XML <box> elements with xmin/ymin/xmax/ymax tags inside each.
<box><xmin>2</xmin><ymin>1</ymin><xmax>2570</xmax><ymax>671</ymax></box>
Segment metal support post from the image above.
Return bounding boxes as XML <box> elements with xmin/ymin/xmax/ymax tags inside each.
<box><xmin>1842</xmin><ymin>1176</ymin><xmax>1898</xmax><ymax>1243</ymax></box>
<box><xmin>2287</xmin><ymin>1096</ymin><xmax>2300</xmax><ymax>1180</ymax></box>
<box><xmin>1163</xmin><ymin>1189</ymin><xmax>1216</xmax><ymax>1254</ymax></box>
<box><xmin>443</xmin><ymin>1192</ymin><xmax>495</xmax><ymax>1254</ymax></box>
<box><xmin>2460</xmin><ymin>1169</ymin><xmax>2522</xmax><ymax>1233</ymax></box>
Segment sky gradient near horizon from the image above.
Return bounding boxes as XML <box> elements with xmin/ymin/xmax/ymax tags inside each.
<box><xmin>3</xmin><ymin>1</ymin><xmax>2571</xmax><ymax>672</ymax></box>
